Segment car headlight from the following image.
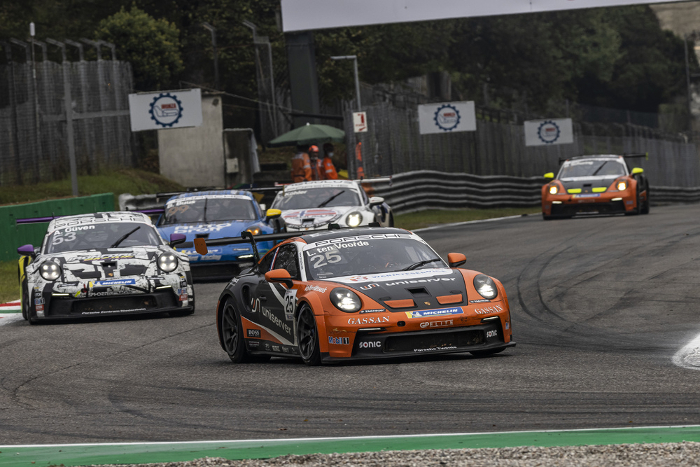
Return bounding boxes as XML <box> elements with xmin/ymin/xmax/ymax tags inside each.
<box><xmin>40</xmin><ymin>261</ymin><xmax>61</xmax><ymax>281</ymax></box>
<box><xmin>246</xmin><ymin>228</ymin><xmax>261</xmax><ymax>235</ymax></box>
<box><xmin>158</xmin><ymin>252</ymin><xmax>179</xmax><ymax>272</ymax></box>
<box><xmin>346</xmin><ymin>211</ymin><xmax>362</xmax><ymax>227</ymax></box>
<box><xmin>549</xmin><ymin>185</ymin><xmax>558</xmax><ymax>195</ymax></box>
<box><xmin>330</xmin><ymin>287</ymin><xmax>362</xmax><ymax>313</ymax></box>
<box><xmin>617</xmin><ymin>181</ymin><xmax>627</xmax><ymax>191</ymax></box>
<box><xmin>474</xmin><ymin>274</ymin><xmax>498</xmax><ymax>300</ymax></box>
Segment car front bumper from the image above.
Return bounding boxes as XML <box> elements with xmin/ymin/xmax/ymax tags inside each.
<box><xmin>542</xmin><ymin>192</ymin><xmax>636</xmax><ymax>217</ymax></box>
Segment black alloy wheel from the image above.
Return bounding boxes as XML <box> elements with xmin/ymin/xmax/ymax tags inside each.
<box><xmin>296</xmin><ymin>304</ymin><xmax>321</xmax><ymax>365</ymax></box>
<box><xmin>221</xmin><ymin>300</ymin><xmax>248</xmax><ymax>363</ymax></box>
<box><xmin>641</xmin><ymin>181</ymin><xmax>650</xmax><ymax>215</ymax></box>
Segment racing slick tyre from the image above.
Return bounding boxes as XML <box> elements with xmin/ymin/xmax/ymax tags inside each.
<box><xmin>470</xmin><ymin>347</ymin><xmax>506</xmax><ymax>357</ymax></box>
<box><xmin>542</xmin><ymin>214</ymin><xmax>553</xmax><ymax>221</ymax></box>
<box><xmin>296</xmin><ymin>304</ymin><xmax>321</xmax><ymax>366</ymax></box>
<box><xmin>21</xmin><ymin>279</ymin><xmax>29</xmax><ymax>321</ymax></box>
<box><xmin>220</xmin><ymin>299</ymin><xmax>250</xmax><ymax>363</ymax></box>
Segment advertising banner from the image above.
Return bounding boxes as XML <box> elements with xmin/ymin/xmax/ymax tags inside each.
<box><xmin>524</xmin><ymin>118</ymin><xmax>574</xmax><ymax>146</ymax></box>
<box><xmin>128</xmin><ymin>89</ymin><xmax>203</xmax><ymax>132</ymax></box>
<box><xmin>418</xmin><ymin>101</ymin><xmax>476</xmax><ymax>135</ymax></box>
<box><xmin>281</xmin><ymin>0</ymin><xmax>682</xmax><ymax>32</ymax></box>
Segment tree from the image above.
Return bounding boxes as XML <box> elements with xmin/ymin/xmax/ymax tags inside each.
<box><xmin>95</xmin><ymin>6</ymin><xmax>183</xmax><ymax>91</ymax></box>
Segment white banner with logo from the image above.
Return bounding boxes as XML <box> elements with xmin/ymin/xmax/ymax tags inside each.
<box><xmin>524</xmin><ymin>118</ymin><xmax>574</xmax><ymax>146</ymax></box>
<box><xmin>282</xmin><ymin>0</ymin><xmax>681</xmax><ymax>32</ymax></box>
<box><xmin>128</xmin><ymin>89</ymin><xmax>203</xmax><ymax>132</ymax></box>
<box><xmin>418</xmin><ymin>101</ymin><xmax>476</xmax><ymax>135</ymax></box>
<box><xmin>353</xmin><ymin>112</ymin><xmax>368</xmax><ymax>133</ymax></box>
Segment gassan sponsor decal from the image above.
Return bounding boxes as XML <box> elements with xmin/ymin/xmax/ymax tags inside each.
<box><xmin>328</xmin><ymin>336</ymin><xmax>350</xmax><ymax>345</ymax></box>
<box><xmin>348</xmin><ymin>316</ymin><xmax>390</xmax><ymax>325</ymax></box>
<box><xmin>81</xmin><ymin>254</ymin><xmax>135</xmax><ymax>262</ymax></box>
<box><xmin>304</xmin><ymin>285</ymin><xmax>327</xmax><ymax>293</ymax></box>
<box><xmin>405</xmin><ymin>307</ymin><xmax>463</xmax><ymax>319</ymax></box>
<box><xmin>94</xmin><ymin>279</ymin><xmax>136</xmax><ymax>287</ymax></box>
<box><xmin>474</xmin><ymin>304</ymin><xmax>504</xmax><ymax>315</ymax></box>
<box><xmin>359</xmin><ymin>308</ymin><xmax>386</xmax><ymax>314</ymax></box>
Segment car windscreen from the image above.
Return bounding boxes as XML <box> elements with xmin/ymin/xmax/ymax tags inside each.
<box><xmin>161</xmin><ymin>196</ymin><xmax>257</xmax><ymax>225</ymax></box>
<box><xmin>272</xmin><ymin>187</ymin><xmax>361</xmax><ymax>210</ymax></box>
<box><xmin>559</xmin><ymin>159</ymin><xmax>626</xmax><ymax>179</ymax></box>
<box><xmin>45</xmin><ymin>222</ymin><xmax>162</xmax><ymax>253</ymax></box>
<box><xmin>303</xmin><ymin>234</ymin><xmax>447</xmax><ymax>280</ymax></box>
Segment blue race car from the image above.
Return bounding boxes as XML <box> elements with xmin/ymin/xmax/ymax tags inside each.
<box><xmin>155</xmin><ymin>190</ymin><xmax>283</xmax><ymax>281</ymax></box>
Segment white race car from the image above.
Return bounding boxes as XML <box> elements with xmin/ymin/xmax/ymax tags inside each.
<box><xmin>17</xmin><ymin>212</ymin><xmax>194</xmax><ymax>324</ymax></box>
<box><xmin>270</xmin><ymin>180</ymin><xmax>393</xmax><ymax>231</ymax></box>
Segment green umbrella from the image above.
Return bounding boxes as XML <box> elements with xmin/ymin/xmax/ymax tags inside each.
<box><xmin>268</xmin><ymin>123</ymin><xmax>345</xmax><ymax>148</ymax></box>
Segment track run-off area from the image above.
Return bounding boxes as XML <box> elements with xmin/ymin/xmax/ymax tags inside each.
<box><xmin>4</xmin><ymin>203</ymin><xmax>700</xmax><ymax>465</ymax></box>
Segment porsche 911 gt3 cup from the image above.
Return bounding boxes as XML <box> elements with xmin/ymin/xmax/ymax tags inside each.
<box><xmin>155</xmin><ymin>190</ymin><xmax>284</xmax><ymax>280</ymax></box>
<box><xmin>270</xmin><ymin>180</ymin><xmax>393</xmax><ymax>231</ymax></box>
<box><xmin>17</xmin><ymin>212</ymin><xmax>194</xmax><ymax>324</ymax></box>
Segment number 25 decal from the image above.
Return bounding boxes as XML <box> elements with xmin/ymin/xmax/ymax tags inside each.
<box><xmin>284</xmin><ymin>289</ymin><xmax>297</xmax><ymax>321</ymax></box>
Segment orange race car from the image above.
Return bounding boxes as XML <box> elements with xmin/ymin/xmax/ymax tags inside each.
<box><xmin>194</xmin><ymin>227</ymin><xmax>514</xmax><ymax>365</ymax></box>
<box><xmin>541</xmin><ymin>154</ymin><xmax>650</xmax><ymax>220</ymax></box>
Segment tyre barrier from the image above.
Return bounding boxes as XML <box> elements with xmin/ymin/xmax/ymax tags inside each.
<box><xmin>360</xmin><ymin>171</ymin><xmax>700</xmax><ymax>215</ymax></box>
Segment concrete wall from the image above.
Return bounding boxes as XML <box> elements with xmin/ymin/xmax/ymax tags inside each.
<box><xmin>157</xmin><ymin>95</ymin><xmax>224</xmax><ymax>188</ymax></box>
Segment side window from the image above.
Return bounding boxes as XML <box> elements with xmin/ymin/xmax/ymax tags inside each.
<box><xmin>258</xmin><ymin>249</ymin><xmax>276</xmax><ymax>273</ymax></box>
<box><xmin>359</xmin><ymin>186</ymin><xmax>369</xmax><ymax>205</ymax></box>
<box><xmin>273</xmin><ymin>244</ymin><xmax>299</xmax><ymax>278</ymax></box>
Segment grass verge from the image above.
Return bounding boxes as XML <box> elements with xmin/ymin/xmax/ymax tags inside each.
<box><xmin>394</xmin><ymin>207</ymin><xmax>541</xmax><ymax>231</ymax></box>
<box><xmin>0</xmin><ymin>168</ymin><xmax>184</xmax><ymax>207</ymax></box>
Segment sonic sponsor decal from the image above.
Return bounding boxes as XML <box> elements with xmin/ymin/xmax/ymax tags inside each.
<box><xmin>405</xmin><ymin>307</ymin><xmax>463</xmax><ymax>319</ymax></box>
<box><xmin>474</xmin><ymin>304</ymin><xmax>504</xmax><ymax>315</ymax></box>
<box><xmin>329</xmin><ymin>336</ymin><xmax>350</xmax><ymax>345</ymax></box>
<box><xmin>94</xmin><ymin>279</ymin><xmax>136</xmax><ymax>287</ymax></box>
<box><xmin>358</xmin><ymin>341</ymin><xmax>381</xmax><ymax>349</ymax></box>
<box><xmin>348</xmin><ymin>316</ymin><xmax>390</xmax><ymax>325</ymax></box>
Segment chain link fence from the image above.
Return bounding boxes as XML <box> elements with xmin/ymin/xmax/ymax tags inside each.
<box><xmin>342</xmin><ymin>100</ymin><xmax>699</xmax><ymax>187</ymax></box>
<box><xmin>0</xmin><ymin>51</ymin><xmax>133</xmax><ymax>186</ymax></box>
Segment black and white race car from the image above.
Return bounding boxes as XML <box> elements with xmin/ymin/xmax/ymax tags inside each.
<box><xmin>270</xmin><ymin>180</ymin><xmax>393</xmax><ymax>231</ymax></box>
<box><xmin>17</xmin><ymin>212</ymin><xmax>194</xmax><ymax>323</ymax></box>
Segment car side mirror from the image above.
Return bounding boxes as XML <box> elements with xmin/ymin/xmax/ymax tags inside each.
<box><xmin>544</xmin><ymin>172</ymin><xmax>554</xmax><ymax>179</ymax></box>
<box><xmin>447</xmin><ymin>253</ymin><xmax>466</xmax><ymax>268</ymax></box>
<box><xmin>169</xmin><ymin>233</ymin><xmax>186</xmax><ymax>248</ymax></box>
<box><xmin>194</xmin><ymin>237</ymin><xmax>208</xmax><ymax>255</ymax></box>
<box><xmin>369</xmin><ymin>196</ymin><xmax>384</xmax><ymax>206</ymax></box>
<box><xmin>266</xmin><ymin>208</ymin><xmax>282</xmax><ymax>220</ymax></box>
<box><xmin>632</xmin><ymin>167</ymin><xmax>644</xmax><ymax>175</ymax></box>
<box><xmin>17</xmin><ymin>244</ymin><xmax>36</xmax><ymax>258</ymax></box>
<box><xmin>265</xmin><ymin>268</ymin><xmax>293</xmax><ymax>288</ymax></box>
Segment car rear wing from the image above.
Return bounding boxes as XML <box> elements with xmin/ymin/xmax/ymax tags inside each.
<box><xmin>557</xmin><ymin>152</ymin><xmax>649</xmax><ymax>165</ymax></box>
<box><xmin>193</xmin><ymin>223</ymin><xmax>380</xmax><ymax>262</ymax></box>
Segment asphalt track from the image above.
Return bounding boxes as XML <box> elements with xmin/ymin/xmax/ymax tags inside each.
<box><xmin>3</xmin><ymin>204</ymin><xmax>700</xmax><ymax>450</ymax></box>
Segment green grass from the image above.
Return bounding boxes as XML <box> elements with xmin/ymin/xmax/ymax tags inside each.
<box><xmin>0</xmin><ymin>260</ymin><xmax>20</xmax><ymax>304</ymax></box>
<box><xmin>394</xmin><ymin>207</ymin><xmax>541</xmax><ymax>231</ymax></box>
<box><xmin>0</xmin><ymin>168</ymin><xmax>184</xmax><ymax>207</ymax></box>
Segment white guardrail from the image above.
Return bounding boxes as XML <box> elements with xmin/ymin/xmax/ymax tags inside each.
<box><xmin>118</xmin><ymin>172</ymin><xmax>700</xmax><ymax>216</ymax></box>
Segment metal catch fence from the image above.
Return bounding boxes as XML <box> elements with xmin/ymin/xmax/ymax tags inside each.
<box><xmin>0</xmin><ymin>56</ymin><xmax>133</xmax><ymax>186</ymax></box>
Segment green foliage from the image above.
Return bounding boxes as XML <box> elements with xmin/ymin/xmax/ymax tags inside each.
<box><xmin>95</xmin><ymin>6</ymin><xmax>183</xmax><ymax>91</ymax></box>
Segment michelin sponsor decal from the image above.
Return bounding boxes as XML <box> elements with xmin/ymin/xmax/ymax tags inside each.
<box><xmin>405</xmin><ymin>307</ymin><xmax>463</xmax><ymax>319</ymax></box>
<box><xmin>94</xmin><ymin>279</ymin><xmax>136</xmax><ymax>287</ymax></box>
<box><xmin>333</xmin><ymin>268</ymin><xmax>454</xmax><ymax>284</ymax></box>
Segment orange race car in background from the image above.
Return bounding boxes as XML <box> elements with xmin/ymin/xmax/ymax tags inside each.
<box><xmin>541</xmin><ymin>154</ymin><xmax>650</xmax><ymax>220</ymax></box>
<box><xmin>194</xmin><ymin>227</ymin><xmax>514</xmax><ymax>365</ymax></box>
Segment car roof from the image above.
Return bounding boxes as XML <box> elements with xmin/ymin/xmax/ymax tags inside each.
<box><xmin>48</xmin><ymin>211</ymin><xmax>152</xmax><ymax>233</ymax></box>
<box><xmin>167</xmin><ymin>189</ymin><xmax>255</xmax><ymax>201</ymax></box>
<box><xmin>297</xmin><ymin>227</ymin><xmax>411</xmax><ymax>243</ymax></box>
<box><xmin>564</xmin><ymin>155</ymin><xmax>624</xmax><ymax>163</ymax></box>
<box><xmin>284</xmin><ymin>180</ymin><xmax>359</xmax><ymax>192</ymax></box>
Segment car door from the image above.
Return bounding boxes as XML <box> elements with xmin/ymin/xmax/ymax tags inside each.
<box><xmin>253</xmin><ymin>243</ymin><xmax>299</xmax><ymax>350</ymax></box>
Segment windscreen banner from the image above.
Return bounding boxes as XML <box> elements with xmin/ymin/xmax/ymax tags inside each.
<box><xmin>281</xmin><ymin>0</ymin><xmax>683</xmax><ymax>32</ymax></box>
<box><xmin>128</xmin><ymin>89</ymin><xmax>203</xmax><ymax>132</ymax></box>
<box><xmin>418</xmin><ymin>101</ymin><xmax>476</xmax><ymax>135</ymax></box>
<box><xmin>524</xmin><ymin>118</ymin><xmax>574</xmax><ymax>147</ymax></box>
